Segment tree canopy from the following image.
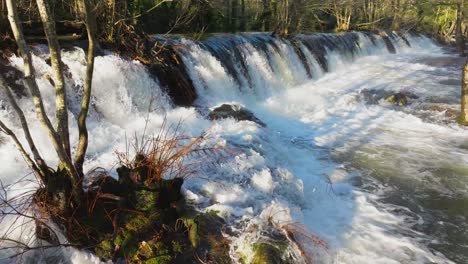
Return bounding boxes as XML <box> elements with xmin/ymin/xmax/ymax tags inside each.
<box><xmin>1</xmin><ymin>0</ymin><xmax>466</xmax><ymax>40</ymax></box>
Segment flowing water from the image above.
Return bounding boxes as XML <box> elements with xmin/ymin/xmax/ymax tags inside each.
<box><xmin>0</xmin><ymin>32</ymin><xmax>466</xmax><ymax>263</ymax></box>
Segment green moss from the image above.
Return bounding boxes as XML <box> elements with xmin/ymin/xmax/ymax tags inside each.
<box><xmin>385</xmin><ymin>94</ymin><xmax>408</xmax><ymax>106</ymax></box>
<box><xmin>144</xmin><ymin>254</ymin><xmax>173</xmax><ymax>264</ymax></box>
<box><xmin>251</xmin><ymin>242</ymin><xmax>284</xmax><ymax>264</ymax></box>
<box><xmin>137</xmin><ymin>241</ymin><xmax>154</xmax><ymax>259</ymax></box>
<box><xmin>457</xmin><ymin>115</ymin><xmax>468</xmax><ymax>126</ymax></box>
<box><xmin>179</xmin><ymin>217</ymin><xmax>199</xmax><ymax>248</ymax></box>
<box><xmin>114</xmin><ymin>231</ymin><xmax>138</xmax><ymax>257</ymax></box>
<box><xmin>172</xmin><ymin>240</ymin><xmax>183</xmax><ymax>254</ymax></box>
<box><xmin>206</xmin><ymin>209</ymin><xmax>221</xmax><ymax>217</ymax></box>
<box><xmin>95</xmin><ymin>239</ymin><xmax>113</xmax><ymax>260</ymax></box>
<box><xmin>68</xmin><ymin>162</ymin><xmax>231</xmax><ymax>263</ymax></box>
<box><xmin>134</xmin><ymin>189</ymin><xmax>159</xmax><ymax>211</ymax></box>
<box><xmin>238</xmin><ymin>253</ymin><xmax>247</xmax><ymax>264</ymax></box>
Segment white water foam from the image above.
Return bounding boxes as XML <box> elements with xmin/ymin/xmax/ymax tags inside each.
<box><xmin>0</xmin><ymin>33</ymin><xmax>464</xmax><ymax>263</ymax></box>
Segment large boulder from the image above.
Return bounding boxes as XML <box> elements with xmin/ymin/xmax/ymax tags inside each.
<box><xmin>209</xmin><ymin>104</ymin><xmax>266</xmax><ymax>127</ymax></box>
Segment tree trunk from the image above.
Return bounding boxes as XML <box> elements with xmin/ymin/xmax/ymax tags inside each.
<box><xmin>35</xmin><ymin>0</ymin><xmax>71</xmax><ymax>157</ymax></box>
<box><xmin>261</xmin><ymin>0</ymin><xmax>270</xmax><ymax>31</ymax></box>
<box><xmin>240</xmin><ymin>0</ymin><xmax>246</xmax><ymax>31</ymax></box>
<box><xmin>231</xmin><ymin>0</ymin><xmax>238</xmax><ymax>32</ymax></box>
<box><xmin>6</xmin><ymin>0</ymin><xmax>79</xmax><ymax>185</ymax></box>
<box><xmin>391</xmin><ymin>0</ymin><xmax>401</xmax><ymax>31</ymax></box>
<box><xmin>460</xmin><ymin>61</ymin><xmax>468</xmax><ymax>125</ymax></box>
<box><xmin>107</xmin><ymin>0</ymin><xmax>116</xmax><ymax>41</ymax></box>
<box><xmin>287</xmin><ymin>0</ymin><xmax>304</xmax><ymax>35</ymax></box>
<box><xmin>75</xmin><ymin>0</ymin><xmax>97</xmax><ymax>176</ymax></box>
<box><xmin>455</xmin><ymin>1</ymin><xmax>465</xmax><ymax>56</ymax></box>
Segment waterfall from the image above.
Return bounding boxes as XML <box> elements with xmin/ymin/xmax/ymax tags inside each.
<box><xmin>2</xmin><ymin>31</ymin><xmax>463</xmax><ymax>264</ymax></box>
<box><xmin>171</xmin><ymin>31</ymin><xmax>434</xmax><ymax>106</ymax></box>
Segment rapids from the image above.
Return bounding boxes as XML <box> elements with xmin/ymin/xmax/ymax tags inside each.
<box><xmin>0</xmin><ymin>31</ymin><xmax>466</xmax><ymax>263</ymax></box>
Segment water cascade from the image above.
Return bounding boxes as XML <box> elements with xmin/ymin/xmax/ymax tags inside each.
<box><xmin>0</xmin><ymin>31</ymin><xmax>466</xmax><ymax>263</ymax></box>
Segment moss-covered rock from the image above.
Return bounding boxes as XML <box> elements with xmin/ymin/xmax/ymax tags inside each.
<box><xmin>385</xmin><ymin>91</ymin><xmax>418</xmax><ymax>106</ymax></box>
<box><xmin>95</xmin><ymin>239</ymin><xmax>114</xmax><ymax>260</ymax></box>
<box><xmin>39</xmin><ymin>155</ymin><xmax>230</xmax><ymax>263</ymax></box>
<box><xmin>251</xmin><ymin>241</ymin><xmax>289</xmax><ymax>264</ymax></box>
<box><xmin>386</xmin><ymin>93</ymin><xmax>408</xmax><ymax>106</ymax></box>
<box><xmin>176</xmin><ymin>210</ymin><xmax>231</xmax><ymax>263</ymax></box>
<box><xmin>209</xmin><ymin>104</ymin><xmax>266</xmax><ymax>127</ymax></box>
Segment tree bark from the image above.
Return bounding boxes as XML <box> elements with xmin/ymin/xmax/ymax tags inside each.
<box><xmin>391</xmin><ymin>0</ymin><xmax>401</xmax><ymax>31</ymax></box>
<box><xmin>261</xmin><ymin>0</ymin><xmax>270</xmax><ymax>31</ymax></box>
<box><xmin>231</xmin><ymin>0</ymin><xmax>238</xmax><ymax>32</ymax></box>
<box><xmin>240</xmin><ymin>0</ymin><xmax>246</xmax><ymax>31</ymax></box>
<box><xmin>455</xmin><ymin>1</ymin><xmax>465</xmax><ymax>56</ymax></box>
<box><xmin>287</xmin><ymin>0</ymin><xmax>304</xmax><ymax>35</ymax></box>
<box><xmin>74</xmin><ymin>0</ymin><xmax>97</xmax><ymax>176</ymax></box>
<box><xmin>35</xmin><ymin>0</ymin><xmax>71</xmax><ymax>157</ymax></box>
<box><xmin>460</xmin><ymin>61</ymin><xmax>468</xmax><ymax>125</ymax></box>
<box><xmin>6</xmin><ymin>0</ymin><xmax>79</xmax><ymax>184</ymax></box>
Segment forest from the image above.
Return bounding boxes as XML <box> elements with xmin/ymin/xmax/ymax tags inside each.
<box><xmin>1</xmin><ymin>1</ymin><xmax>466</xmax><ymax>42</ymax></box>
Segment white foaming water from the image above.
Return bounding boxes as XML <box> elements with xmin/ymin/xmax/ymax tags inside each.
<box><xmin>0</xmin><ymin>32</ymin><xmax>465</xmax><ymax>263</ymax></box>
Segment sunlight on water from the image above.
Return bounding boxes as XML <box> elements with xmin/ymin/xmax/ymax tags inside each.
<box><xmin>0</xmin><ymin>32</ymin><xmax>465</xmax><ymax>263</ymax></box>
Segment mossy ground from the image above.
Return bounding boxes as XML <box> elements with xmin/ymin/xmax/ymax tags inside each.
<box><xmin>37</xmin><ymin>155</ymin><xmax>231</xmax><ymax>263</ymax></box>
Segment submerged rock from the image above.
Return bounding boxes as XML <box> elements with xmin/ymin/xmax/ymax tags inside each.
<box><xmin>360</xmin><ymin>89</ymin><xmax>418</xmax><ymax>106</ymax></box>
<box><xmin>209</xmin><ymin>104</ymin><xmax>266</xmax><ymax>127</ymax></box>
<box><xmin>385</xmin><ymin>93</ymin><xmax>408</xmax><ymax>106</ymax></box>
<box><xmin>379</xmin><ymin>31</ymin><xmax>396</xmax><ymax>54</ymax></box>
<box><xmin>385</xmin><ymin>91</ymin><xmax>418</xmax><ymax>106</ymax></box>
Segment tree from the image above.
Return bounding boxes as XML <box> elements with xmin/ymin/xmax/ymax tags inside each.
<box><xmin>455</xmin><ymin>0</ymin><xmax>465</xmax><ymax>56</ymax></box>
<box><xmin>460</xmin><ymin>60</ymin><xmax>468</xmax><ymax>125</ymax></box>
<box><xmin>1</xmin><ymin>0</ymin><xmax>97</xmax><ymax>213</ymax></box>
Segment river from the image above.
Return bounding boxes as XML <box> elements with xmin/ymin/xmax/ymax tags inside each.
<box><xmin>0</xmin><ymin>32</ymin><xmax>466</xmax><ymax>263</ymax></box>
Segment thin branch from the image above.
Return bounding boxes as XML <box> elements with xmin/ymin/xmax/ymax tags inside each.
<box><xmin>114</xmin><ymin>0</ymin><xmax>171</xmax><ymax>25</ymax></box>
<box><xmin>0</xmin><ymin>120</ymin><xmax>41</xmax><ymax>179</ymax></box>
<box><xmin>0</xmin><ymin>74</ymin><xmax>48</xmax><ymax>180</ymax></box>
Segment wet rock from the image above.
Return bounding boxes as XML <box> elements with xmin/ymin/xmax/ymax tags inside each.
<box><xmin>35</xmin><ymin>220</ymin><xmax>59</xmax><ymax>245</ymax></box>
<box><xmin>386</xmin><ymin>93</ymin><xmax>408</xmax><ymax>106</ymax></box>
<box><xmin>360</xmin><ymin>89</ymin><xmax>393</xmax><ymax>105</ymax></box>
<box><xmin>90</xmin><ymin>159</ymin><xmax>229</xmax><ymax>263</ymax></box>
<box><xmin>385</xmin><ymin>91</ymin><xmax>418</xmax><ymax>106</ymax></box>
<box><xmin>209</xmin><ymin>104</ymin><xmax>266</xmax><ymax>127</ymax></box>
<box><xmin>400</xmin><ymin>34</ymin><xmax>411</xmax><ymax>47</ymax></box>
<box><xmin>251</xmin><ymin>241</ymin><xmax>288</xmax><ymax>264</ymax></box>
<box><xmin>419</xmin><ymin>104</ymin><xmax>459</xmax><ymax>119</ymax></box>
<box><xmin>290</xmin><ymin>39</ymin><xmax>312</xmax><ymax>78</ymax></box>
<box><xmin>146</xmin><ymin>44</ymin><xmax>197</xmax><ymax>106</ymax></box>
<box><xmin>379</xmin><ymin>31</ymin><xmax>396</xmax><ymax>54</ymax></box>
<box><xmin>360</xmin><ymin>89</ymin><xmax>418</xmax><ymax>106</ymax></box>
<box><xmin>88</xmin><ymin>174</ymin><xmax>124</xmax><ymax>196</ymax></box>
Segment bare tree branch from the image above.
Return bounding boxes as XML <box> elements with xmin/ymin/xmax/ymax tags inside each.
<box><xmin>0</xmin><ymin>74</ymin><xmax>48</xmax><ymax>180</ymax></box>
<box><xmin>0</xmin><ymin>120</ymin><xmax>41</xmax><ymax>178</ymax></box>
